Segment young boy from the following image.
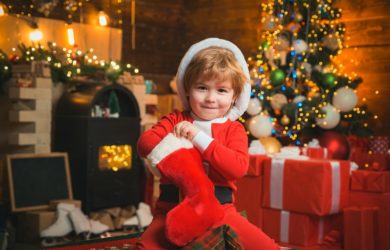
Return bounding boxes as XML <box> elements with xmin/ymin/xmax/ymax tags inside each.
<box><xmin>136</xmin><ymin>38</ymin><xmax>279</xmax><ymax>249</ymax></box>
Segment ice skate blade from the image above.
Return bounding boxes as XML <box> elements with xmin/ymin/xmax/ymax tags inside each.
<box><xmin>41</xmin><ymin>237</ymin><xmax>70</xmax><ymax>247</ymax></box>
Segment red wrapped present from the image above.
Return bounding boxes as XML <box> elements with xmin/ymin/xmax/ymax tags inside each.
<box><xmin>351</xmin><ymin>170</ymin><xmax>390</xmax><ymax>193</ymax></box>
<box><xmin>234</xmin><ymin>176</ymin><xmax>263</xmax><ymax>228</ymax></box>
<box><xmin>263</xmin><ymin>158</ymin><xmax>355</xmax><ymax>215</ymax></box>
<box><xmin>348</xmin><ymin>192</ymin><xmax>390</xmax><ymax>250</ymax></box>
<box><xmin>350</xmin><ymin>148</ymin><xmax>390</xmax><ymax>171</ymax></box>
<box><xmin>262</xmin><ymin>208</ymin><xmax>341</xmax><ymax>247</ymax></box>
<box><xmin>247</xmin><ymin>155</ymin><xmax>269</xmax><ymax>176</ymax></box>
<box><xmin>369</xmin><ymin>136</ymin><xmax>389</xmax><ymax>154</ymax></box>
<box><xmin>234</xmin><ymin>155</ymin><xmax>269</xmax><ymax>228</ymax></box>
<box><xmin>343</xmin><ymin>206</ymin><xmax>379</xmax><ymax>250</ymax></box>
<box><xmin>348</xmin><ymin>135</ymin><xmax>370</xmax><ymax>151</ymax></box>
<box><xmin>301</xmin><ymin>147</ymin><xmax>330</xmax><ymax>159</ymax></box>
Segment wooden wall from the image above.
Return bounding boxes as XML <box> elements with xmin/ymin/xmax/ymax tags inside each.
<box><xmin>122</xmin><ymin>0</ymin><xmax>389</xmax><ymax>135</ymax></box>
<box><xmin>336</xmin><ymin>0</ymin><xmax>390</xmax><ymax>135</ymax></box>
<box><xmin>120</xmin><ymin>0</ymin><xmax>185</xmax><ymax>93</ymax></box>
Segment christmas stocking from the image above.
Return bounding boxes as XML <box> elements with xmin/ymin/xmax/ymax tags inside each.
<box><xmin>147</xmin><ymin>133</ymin><xmax>225</xmax><ymax>246</ymax></box>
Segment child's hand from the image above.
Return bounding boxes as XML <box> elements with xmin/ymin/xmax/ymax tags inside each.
<box><xmin>173</xmin><ymin>121</ymin><xmax>199</xmax><ymax>141</ymax></box>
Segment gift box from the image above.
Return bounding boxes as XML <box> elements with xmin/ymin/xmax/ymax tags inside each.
<box><xmin>247</xmin><ymin>155</ymin><xmax>268</xmax><ymax>176</ymax></box>
<box><xmin>343</xmin><ymin>206</ymin><xmax>379</xmax><ymax>250</ymax></box>
<box><xmin>262</xmin><ymin>208</ymin><xmax>341</xmax><ymax>247</ymax></box>
<box><xmin>348</xmin><ymin>192</ymin><xmax>390</xmax><ymax>250</ymax></box>
<box><xmin>369</xmin><ymin>136</ymin><xmax>389</xmax><ymax>154</ymax></box>
<box><xmin>348</xmin><ymin>135</ymin><xmax>370</xmax><ymax>151</ymax></box>
<box><xmin>350</xmin><ymin>147</ymin><xmax>390</xmax><ymax>171</ymax></box>
<box><xmin>351</xmin><ymin>170</ymin><xmax>390</xmax><ymax>193</ymax></box>
<box><xmin>263</xmin><ymin>158</ymin><xmax>354</xmax><ymax>216</ymax></box>
<box><xmin>234</xmin><ymin>155</ymin><xmax>268</xmax><ymax>228</ymax></box>
<box><xmin>301</xmin><ymin>147</ymin><xmax>330</xmax><ymax>159</ymax></box>
<box><xmin>234</xmin><ymin>175</ymin><xmax>263</xmax><ymax>228</ymax></box>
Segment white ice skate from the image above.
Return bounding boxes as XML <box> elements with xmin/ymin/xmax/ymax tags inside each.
<box><xmin>137</xmin><ymin>202</ymin><xmax>153</xmax><ymax>228</ymax></box>
<box><xmin>123</xmin><ymin>202</ymin><xmax>153</xmax><ymax>231</ymax></box>
<box><xmin>68</xmin><ymin>207</ymin><xmax>91</xmax><ymax>239</ymax></box>
<box><xmin>89</xmin><ymin>219</ymin><xmax>110</xmax><ymax>238</ymax></box>
<box><xmin>40</xmin><ymin>203</ymin><xmax>75</xmax><ymax>246</ymax></box>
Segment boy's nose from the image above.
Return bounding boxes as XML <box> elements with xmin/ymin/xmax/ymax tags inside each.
<box><xmin>205</xmin><ymin>92</ymin><xmax>216</xmax><ymax>102</ymax></box>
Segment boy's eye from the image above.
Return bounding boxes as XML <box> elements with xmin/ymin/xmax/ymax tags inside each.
<box><xmin>197</xmin><ymin>86</ymin><xmax>207</xmax><ymax>90</ymax></box>
<box><xmin>218</xmin><ymin>88</ymin><xmax>228</xmax><ymax>93</ymax></box>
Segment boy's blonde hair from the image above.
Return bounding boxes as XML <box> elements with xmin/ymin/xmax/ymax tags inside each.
<box><xmin>182</xmin><ymin>46</ymin><xmax>248</xmax><ymax>100</ymax></box>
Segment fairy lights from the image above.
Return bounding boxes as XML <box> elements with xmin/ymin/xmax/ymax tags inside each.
<box><xmin>243</xmin><ymin>0</ymin><xmax>374</xmax><ymax>143</ymax></box>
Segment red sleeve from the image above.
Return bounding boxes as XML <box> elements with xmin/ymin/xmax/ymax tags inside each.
<box><xmin>202</xmin><ymin>122</ymin><xmax>249</xmax><ymax>181</ymax></box>
<box><xmin>137</xmin><ymin>111</ymin><xmax>184</xmax><ymax>158</ymax></box>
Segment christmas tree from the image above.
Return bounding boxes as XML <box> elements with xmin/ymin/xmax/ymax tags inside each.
<box><xmin>243</xmin><ymin>0</ymin><xmax>372</xmax><ymax>146</ymax></box>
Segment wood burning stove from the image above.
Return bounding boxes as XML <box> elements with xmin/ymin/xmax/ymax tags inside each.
<box><xmin>54</xmin><ymin>81</ymin><xmax>145</xmax><ymax>212</ymax></box>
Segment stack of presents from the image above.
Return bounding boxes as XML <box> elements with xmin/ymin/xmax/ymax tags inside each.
<box><xmin>235</xmin><ymin>136</ymin><xmax>390</xmax><ymax>250</ymax></box>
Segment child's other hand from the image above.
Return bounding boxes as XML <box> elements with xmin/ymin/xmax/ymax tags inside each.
<box><xmin>173</xmin><ymin>121</ymin><xmax>199</xmax><ymax>141</ymax></box>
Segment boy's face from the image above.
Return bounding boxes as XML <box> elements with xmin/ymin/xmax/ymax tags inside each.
<box><xmin>188</xmin><ymin>77</ymin><xmax>235</xmax><ymax>120</ymax></box>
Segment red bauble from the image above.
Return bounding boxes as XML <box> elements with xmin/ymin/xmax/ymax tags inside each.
<box><xmin>318</xmin><ymin>131</ymin><xmax>351</xmax><ymax>160</ymax></box>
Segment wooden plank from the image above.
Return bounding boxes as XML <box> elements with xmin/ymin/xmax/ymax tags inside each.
<box><xmin>342</xmin><ymin>17</ymin><xmax>390</xmax><ymax>47</ymax></box>
<box><xmin>335</xmin><ymin>46</ymin><xmax>390</xmax><ymax>74</ymax></box>
<box><xmin>337</xmin><ymin>0</ymin><xmax>390</xmax><ymax>19</ymax></box>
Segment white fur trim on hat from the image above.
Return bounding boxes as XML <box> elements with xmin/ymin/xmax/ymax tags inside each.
<box><xmin>176</xmin><ymin>38</ymin><xmax>251</xmax><ymax>121</ymax></box>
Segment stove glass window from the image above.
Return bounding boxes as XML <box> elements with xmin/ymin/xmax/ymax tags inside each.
<box><xmin>99</xmin><ymin>144</ymin><xmax>132</xmax><ymax>171</ymax></box>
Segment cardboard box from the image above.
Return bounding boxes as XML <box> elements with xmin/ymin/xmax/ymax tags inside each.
<box><xmin>263</xmin><ymin>158</ymin><xmax>353</xmax><ymax>215</ymax></box>
<box><xmin>16</xmin><ymin>210</ymin><xmax>56</xmax><ymax>243</ymax></box>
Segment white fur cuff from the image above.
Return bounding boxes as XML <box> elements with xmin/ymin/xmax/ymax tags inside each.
<box><xmin>146</xmin><ymin>133</ymin><xmax>193</xmax><ymax>176</ymax></box>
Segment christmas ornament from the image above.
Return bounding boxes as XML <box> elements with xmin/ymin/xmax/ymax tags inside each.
<box><xmin>246</xmin><ymin>98</ymin><xmax>262</xmax><ymax>116</ymax></box>
<box><xmin>332</xmin><ymin>87</ymin><xmax>358</xmax><ymax>112</ymax></box>
<box><xmin>302</xmin><ymin>62</ymin><xmax>312</xmax><ymax>75</ymax></box>
<box><xmin>263</xmin><ymin>15</ymin><xmax>278</xmax><ymax>31</ymax></box>
<box><xmin>293</xmin><ymin>95</ymin><xmax>306</xmax><ymax>104</ymax></box>
<box><xmin>318</xmin><ymin>131</ymin><xmax>351</xmax><ymax>160</ymax></box>
<box><xmin>270</xmin><ymin>93</ymin><xmax>288</xmax><ymax>111</ymax></box>
<box><xmin>259</xmin><ymin>137</ymin><xmax>282</xmax><ymax>154</ymax></box>
<box><xmin>286</xmin><ymin>23</ymin><xmax>301</xmax><ymax>33</ymax></box>
<box><xmin>34</xmin><ymin>0</ymin><xmax>59</xmax><ymax>17</ymax></box>
<box><xmin>295</xmin><ymin>13</ymin><xmax>303</xmax><ymax>22</ymax></box>
<box><xmin>293</xmin><ymin>39</ymin><xmax>308</xmax><ymax>54</ymax></box>
<box><xmin>64</xmin><ymin>0</ymin><xmax>78</xmax><ymax>13</ymax></box>
<box><xmin>274</xmin><ymin>31</ymin><xmax>290</xmax><ymax>51</ymax></box>
<box><xmin>248</xmin><ymin>114</ymin><xmax>274</xmax><ymax>138</ymax></box>
<box><xmin>322</xmin><ymin>35</ymin><xmax>339</xmax><ymax>51</ymax></box>
<box><xmin>281</xmin><ymin>114</ymin><xmax>290</xmax><ymax>125</ymax></box>
<box><xmin>270</xmin><ymin>69</ymin><xmax>285</xmax><ymax>86</ymax></box>
<box><xmin>316</xmin><ymin>104</ymin><xmax>340</xmax><ymax>129</ymax></box>
<box><xmin>323</xmin><ymin>73</ymin><xmax>337</xmax><ymax>88</ymax></box>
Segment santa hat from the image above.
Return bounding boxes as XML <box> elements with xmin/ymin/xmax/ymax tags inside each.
<box><xmin>176</xmin><ymin>38</ymin><xmax>251</xmax><ymax>121</ymax></box>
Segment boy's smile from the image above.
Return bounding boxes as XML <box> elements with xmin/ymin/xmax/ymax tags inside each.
<box><xmin>189</xmin><ymin>78</ymin><xmax>235</xmax><ymax>120</ymax></box>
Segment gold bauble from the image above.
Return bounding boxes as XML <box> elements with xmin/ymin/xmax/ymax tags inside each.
<box><xmin>259</xmin><ymin>137</ymin><xmax>282</xmax><ymax>154</ymax></box>
<box><xmin>281</xmin><ymin>115</ymin><xmax>290</xmax><ymax>125</ymax></box>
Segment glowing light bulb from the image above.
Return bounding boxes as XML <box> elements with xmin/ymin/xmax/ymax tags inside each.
<box><xmin>67</xmin><ymin>27</ymin><xmax>75</xmax><ymax>46</ymax></box>
<box><xmin>29</xmin><ymin>29</ymin><xmax>43</xmax><ymax>42</ymax></box>
<box><xmin>98</xmin><ymin>11</ymin><xmax>108</xmax><ymax>26</ymax></box>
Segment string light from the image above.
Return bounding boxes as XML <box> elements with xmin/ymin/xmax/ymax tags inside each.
<box><xmin>67</xmin><ymin>26</ymin><xmax>75</xmax><ymax>46</ymax></box>
<box><xmin>98</xmin><ymin>10</ymin><xmax>108</xmax><ymax>26</ymax></box>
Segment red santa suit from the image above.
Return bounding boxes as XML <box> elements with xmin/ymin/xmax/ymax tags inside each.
<box><xmin>136</xmin><ymin>111</ymin><xmax>278</xmax><ymax>250</ymax></box>
<box><xmin>135</xmin><ymin>38</ymin><xmax>278</xmax><ymax>249</ymax></box>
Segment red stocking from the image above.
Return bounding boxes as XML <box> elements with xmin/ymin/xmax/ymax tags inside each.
<box><xmin>147</xmin><ymin>134</ymin><xmax>224</xmax><ymax>246</ymax></box>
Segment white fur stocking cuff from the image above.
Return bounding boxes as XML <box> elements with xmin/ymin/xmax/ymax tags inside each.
<box><xmin>146</xmin><ymin>133</ymin><xmax>193</xmax><ymax>176</ymax></box>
